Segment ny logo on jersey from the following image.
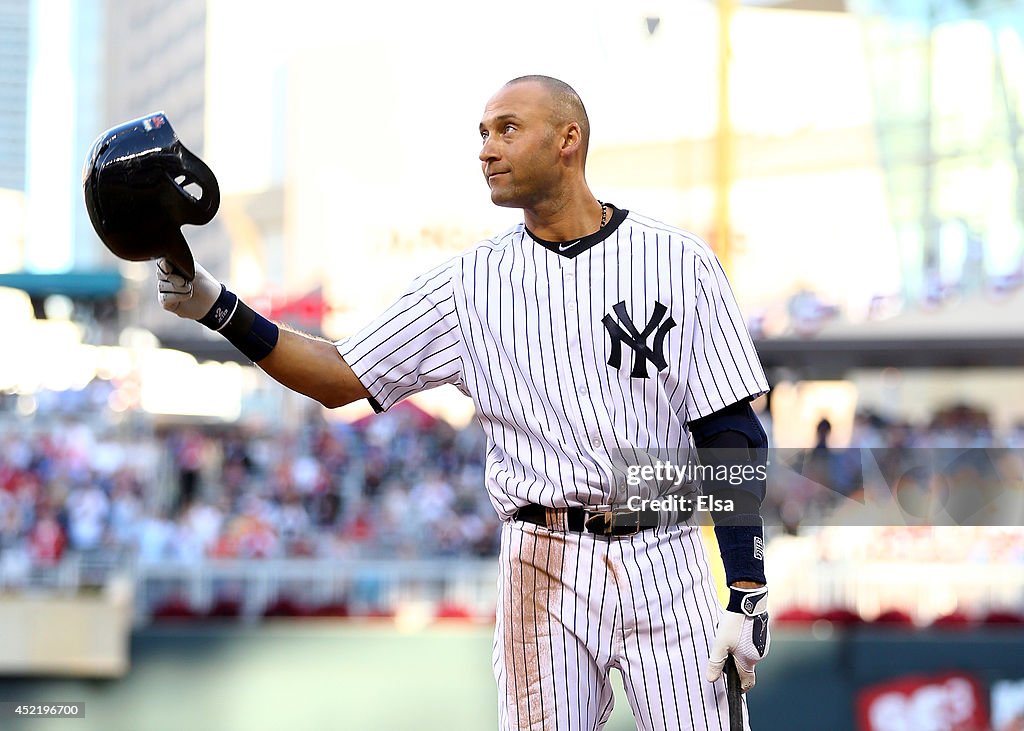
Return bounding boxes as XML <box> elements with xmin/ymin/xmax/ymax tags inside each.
<box><xmin>602</xmin><ymin>300</ymin><xmax>677</xmax><ymax>378</ymax></box>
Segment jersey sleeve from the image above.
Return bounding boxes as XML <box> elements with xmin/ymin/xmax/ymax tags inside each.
<box><xmin>335</xmin><ymin>260</ymin><xmax>464</xmax><ymax>412</ymax></box>
<box><xmin>684</xmin><ymin>252</ymin><xmax>769</xmax><ymax>421</ymax></box>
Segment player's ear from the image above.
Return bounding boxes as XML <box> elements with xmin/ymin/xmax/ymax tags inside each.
<box><xmin>560</xmin><ymin>122</ymin><xmax>583</xmax><ymax>158</ymax></box>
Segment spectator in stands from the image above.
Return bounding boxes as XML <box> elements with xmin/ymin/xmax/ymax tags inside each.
<box><xmin>168</xmin><ymin>427</ymin><xmax>206</xmax><ymax>512</ymax></box>
<box><xmin>27</xmin><ymin>505</ymin><xmax>65</xmax><ymax>566</ymax></box>
<box><xmin>108</xmin><ymin>470</ymin><xmax>144</xmax><ymax>547</ymax></box>
<box><xmin>277</xmin><ymin>490</ymin><xmax>314</xmax><ymax>557</ymax></box>
<box><xmin>136</xmin><ymin>507</ymin><xmax>177</xmax><ymax>564</ymax></box>
<box><xmin>177</xmin><ymin>498</ymin><xmax>225</xmax><ymax>560</ymax></box>
<box><xmin>65</xmin><ymin>480</ymin><xmax>109</xmax><ymax>551</ymax></box>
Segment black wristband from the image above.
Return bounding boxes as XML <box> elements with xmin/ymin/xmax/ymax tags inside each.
<box><xmin>198</xmin><ymin>285</ymin><xmax>279</xmax><ymax>362</ymax></box>
<box><xmin>714</xmin><ymin>518</ymin><xmax>767</xmax><ymax>586</ymax></box>
<box><xmin>198</xmin><ymin>284</ymin><xmax>238</xmax><ymax>331</ymax></box>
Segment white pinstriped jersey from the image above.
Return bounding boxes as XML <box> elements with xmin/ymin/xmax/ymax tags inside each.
<box><xmin>336</xmin><ymin>207</ymin><xmax>768</xmax><ymax>520</ymax></box>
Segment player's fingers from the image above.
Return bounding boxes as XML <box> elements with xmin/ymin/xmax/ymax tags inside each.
<box><xmin>705</xmin><ymin>656</ymin><xmax>726</xmax><ymax>683</ymax></box>
<box><xmin>158</xmin><ymin>289</ymin><xmax>190</xmax><ymax>303</ymax></box>
<box><xmin>734</xmin><ymin>660</ymin><xmax>757</xmax><ymax>692</ymax></box>
<box><xmin>158</xmin><ymin>293</ymin><xmax>180</xmax><ymax>313</ymax></box>
<box><xmin>158</xmin><ymin>276</ymin><xmax>191</xmax><ymax>295</ymax></box>
<box><xmin>706</xmin><ymin>625</ymin><xmax>734</xmax><ymax>683</ymax></box>
<box><xmin>155</xmin><ymin>256</ymin><xmax>195</xmax><ymax>281</ymax></box>
<box><xmin>158</xmin><ymin>270</ymin><xmax>188</xmax><ymax>287</ymax></box>
<box><xmin>156</xmin><ymin>258</ymin><xmax>194</xmax><ymax>286</ymax></box>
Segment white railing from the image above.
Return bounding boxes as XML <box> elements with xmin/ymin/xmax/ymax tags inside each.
<box><xmin>770</xmin><ymin>560</ymin><xmax>1024</xmax><ymax>623</ymax></box>
<box><xmin>131</xmin><ymin>558</ymin><xmax>500</xmax><ymax>624</ymax></box>
<box><xmin>4</xmin><ymin>552</ymin><xmax>1023</xmax><ymax>626</ymax></box>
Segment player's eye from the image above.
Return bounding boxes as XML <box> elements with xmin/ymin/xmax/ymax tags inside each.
<box><xmin>480</xmin><ymin>130</ymin><xmax>489</xmax><ymax>141</ymax></box>
<box><xmin>503</xmin><ymin>124</ymin><xmax>515</xmax><ymax>134</ymax></box>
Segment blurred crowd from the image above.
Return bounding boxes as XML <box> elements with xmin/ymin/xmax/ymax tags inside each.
<box><xmin>0</xmin><ymin>389</ymin><xmax>497</xmax><ymax>578</ymax></box>
<box><xmin>763</xmin><ymin>405</ymin><xmax>1024</xmax><ymax>534</ymax></box>
<box><xmin>2</xmin><ymin>383</ymin><xmax>1023</xmax><ymax>578</ymax></box>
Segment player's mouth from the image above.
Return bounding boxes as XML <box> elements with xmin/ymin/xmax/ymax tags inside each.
<box><xmin>486</xmin><ymin>171</ymin><xmax>509</xmax><ymax>184</ymax></box>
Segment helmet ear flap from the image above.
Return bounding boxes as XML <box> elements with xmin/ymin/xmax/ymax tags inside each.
<box><xmin>172</xmin><ymin>173</ymin><xmax>201</xmax><ymax>201</ymax></box>
<box><xmin>172</xmin><ymin>143</ymin><xmax>220</xmax><ymax>224</ymax></box>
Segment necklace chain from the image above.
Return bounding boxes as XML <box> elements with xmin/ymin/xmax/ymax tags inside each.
<box><xmin>599</xmin><ymin>201</ymin><xmax>608</xmax><ymax>228</ymax></box>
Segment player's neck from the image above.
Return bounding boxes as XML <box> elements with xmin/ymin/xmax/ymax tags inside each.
<box><xmin>523</xmin><ymin>195</ymin><xmax>606</xmax><ymax>243</ymax></box>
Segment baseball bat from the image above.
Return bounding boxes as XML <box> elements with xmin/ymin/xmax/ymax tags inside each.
<box><xmin>725</xmin><ymin>655</ymin><xmax>744</xmax><ymax>731</ymax></box>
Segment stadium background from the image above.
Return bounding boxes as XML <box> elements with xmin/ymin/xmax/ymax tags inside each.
<box><xmin>1</xmin><ymin>0</ymin><xmax>1024</xmax><ymax>729</ymax></box>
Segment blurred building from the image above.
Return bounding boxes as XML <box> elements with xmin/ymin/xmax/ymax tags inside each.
<box><xmin>2</xmin><ymin>0</ymin><xmax>1022</xmax><ymax>427</ymax></box>
<box><xmin>0</xmin><ymin>0</ymin><xmax>216</xmax><ymax>360</ymax></box>
<box><xmin>0</xmin><ymin>0</ymin><xmax>29</xmax><ymax>272</ymax></box>
<box><xmin>0</xmin><ymin>0</ymin><xmax>29</xmax><ymax>193</ymax></box>
<box><xmin>739</xmin><ymin>0</ymin><xmax>1024</xmax><ymax>439</ymax></box>
<box><xmin>2</xmin><ymin>0</ymin><xmax>206</xmax><ymax>275</ymax></box>
<box><xmin>103</xmin><ymin>0</ymin><xmax>207</xmax><ymax>157</ymax></box>
<box><xmin>146</xmin><ymin>3</ymin><xmax>1024</xmax><ymax>390</ymax></box>
<box><xmin>854</xmin><ymin>0</ymin><xmax>1024</xmax><ymax>302</ymax></box>
<box><xmin>101</xmin><ymin>0</ymin><xmax>242</xmax><ymax>342</ymax></box>
<box><xmin>0</xmin><ymin>0</ymin><xmax>113</xmax><ymax>334</ymax></box>
<box><xmin>19</xmin><ymin>0</ymin><xmax>105</xmax><ymax>272</ymax></box>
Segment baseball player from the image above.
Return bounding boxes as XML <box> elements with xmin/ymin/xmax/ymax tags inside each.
<box><xmin>157</xmin><ymin>75</ymin><xmax>771</xmax><ymax>731</ymax></box>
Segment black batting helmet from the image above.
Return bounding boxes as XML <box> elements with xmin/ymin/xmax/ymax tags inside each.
<box><xmin>83</xmin><ymin>112</ymin><xmax>220</xmax><ymax>280</ymax></box>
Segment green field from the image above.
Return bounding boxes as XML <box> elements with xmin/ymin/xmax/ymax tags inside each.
<box><xmin>0</xmin><ymin>622</ymin><xmax>639</xmax><ymax>731</ymax></box>
<box><xmin>3</xmin><ymin>623</ymin><xmax>1022</xmax><ymax>730</ymax></box>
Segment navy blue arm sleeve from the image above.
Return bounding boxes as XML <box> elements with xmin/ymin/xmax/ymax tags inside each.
<box><xmin>688</xmin><ymin>399</ymin><xmax>769</xmax><ymax>585</ymax></box>
<box><xmin>688</xmin><ymin>399</ymin><xmax>768</xmax><ymax>508</ymax></box>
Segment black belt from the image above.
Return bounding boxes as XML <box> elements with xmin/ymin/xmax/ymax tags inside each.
<box><xmin>513</xmin><ymin>503</ymin><xmax>667</xmax><ymax>537</ymax></box>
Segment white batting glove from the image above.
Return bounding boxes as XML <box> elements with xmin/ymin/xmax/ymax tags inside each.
<box><xmin>157</xmin><ymin>257</ymin><xmax>222</xmax><ymax>321</ymax></box>
<box><xmin>706</xmin><ymin>585</ymin><xmax>770</xmax><ymax>692</ymax></box>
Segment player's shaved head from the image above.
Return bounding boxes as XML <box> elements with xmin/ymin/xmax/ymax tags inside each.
<box><xmin>505</xmin><ymin>75</ymin><xmax>591</xmax><ymax>160</ymax></box>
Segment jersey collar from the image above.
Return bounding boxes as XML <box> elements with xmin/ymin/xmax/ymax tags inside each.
<box><xmin>525</xmin><ymin>205</ymin><xmax>628</xmax><ymax>259</ymax></box>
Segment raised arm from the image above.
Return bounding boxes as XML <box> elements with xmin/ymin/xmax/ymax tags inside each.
<box><xmin>255</xmin><ymin>328</ymin><xmax>369</xmax><ymax>409</ymax></box>
<box><xmin>156</xmin><ymin>258</ymin><xmax>369</xmax><ymax>409</ymax></box>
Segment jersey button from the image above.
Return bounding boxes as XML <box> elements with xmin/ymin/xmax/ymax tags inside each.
<box><xmin>590</xmin><ymin>435</ymin><xmax>602</xmax><ymax>449</ymax></box>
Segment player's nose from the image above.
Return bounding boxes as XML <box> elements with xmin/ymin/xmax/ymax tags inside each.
<box><xmin>479</xmin><ymin>137</ymin><xmax>500</xmax><ymax>164</ymax></box>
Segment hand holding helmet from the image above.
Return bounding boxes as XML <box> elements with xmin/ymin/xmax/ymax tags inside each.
<box><xmin>156</xmin><ymin>257</ymin><xmax>223</xmax><ymax>321</ymax></box>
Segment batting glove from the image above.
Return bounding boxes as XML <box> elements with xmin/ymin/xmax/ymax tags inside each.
<box><xmin>157</xmin><ymin>257</ymin><xmax>221</xmax><ymax>321</ymax></box>
<box><xmin>706</xmin><ymin>585</ymin><xmax>770</xmax><ymax>692</ymax></box>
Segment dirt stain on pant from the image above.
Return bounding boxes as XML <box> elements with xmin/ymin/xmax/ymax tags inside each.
<box><xmin>602</xmin><ymin>551</ymin><xmax>618</xmax><ymax>584</ymax></box>
<box><xmin>503</xmin><ymin>525</ymin><xmax>566</xmax><ymax>729</ymax></box>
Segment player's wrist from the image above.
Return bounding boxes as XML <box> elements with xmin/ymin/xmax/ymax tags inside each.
<box><xmin>198</xmin><ymin>284</ymin><xmax>236</xmax><ymax>329</ymax></box>
<box><xmin>726</xmin><ymin>584</ymin><xmax>768</xmax><ymax>616</ymax></box>
<box><xmin>190</xmin><ymin>268</ymin><xmax>223</xmax><ymax>316</ymax></box>
<box><xmin>198</xmin><ymin>285</ymin><xmax>280</xmax><ymax>363</ymax></box>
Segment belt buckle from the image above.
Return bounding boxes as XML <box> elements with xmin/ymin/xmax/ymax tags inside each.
<box><xmin>584</xmin><ymin>506</ymin><xmax>642</xmax><ymax>537</ymax></box>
